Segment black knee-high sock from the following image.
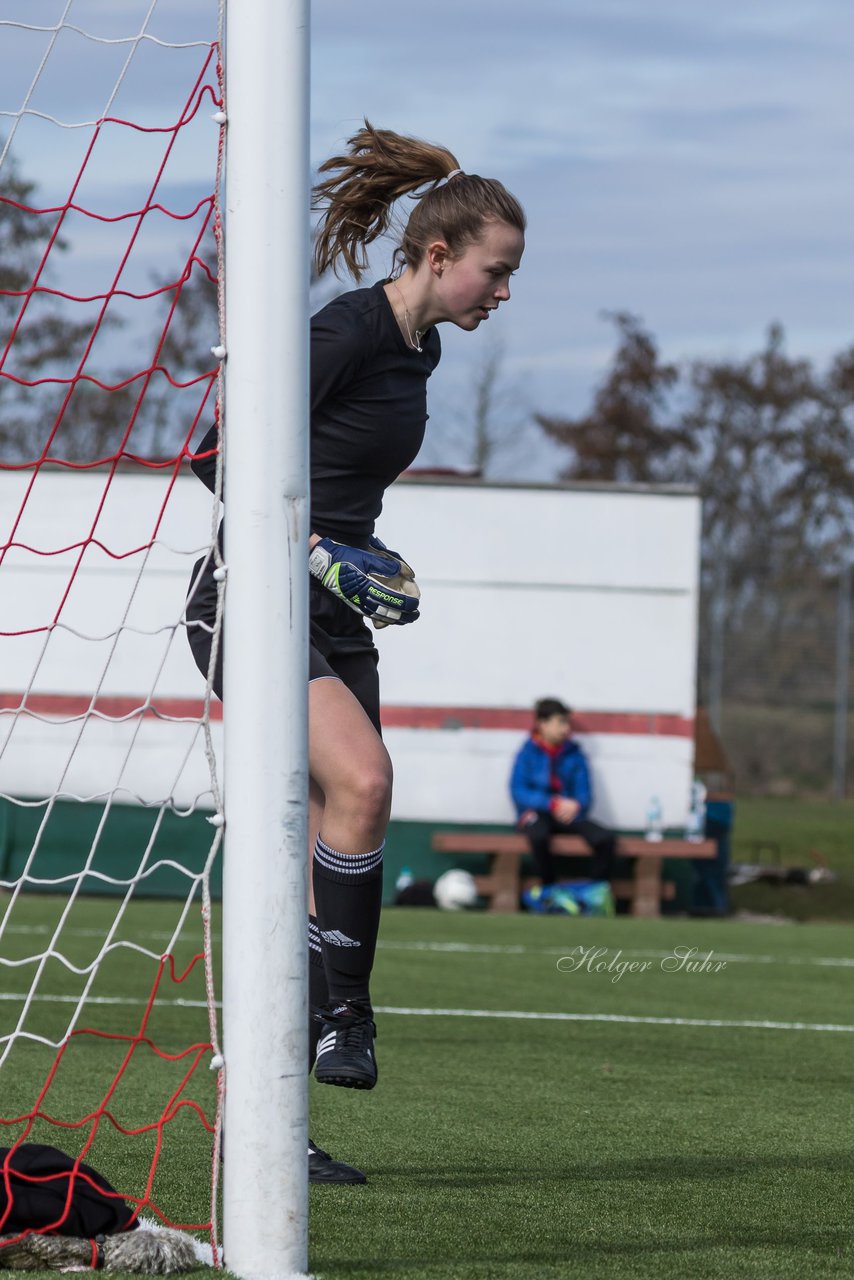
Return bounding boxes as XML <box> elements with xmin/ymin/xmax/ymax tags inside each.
<box><xmin>312</xmin><ymin>836</ymin><xmax>384</xmax><ymax>1005</ymax></box>
<box><xmin>308</xmin><ymin>915</ymin><xmax>328</xmax><ymax>1072</ymax></box>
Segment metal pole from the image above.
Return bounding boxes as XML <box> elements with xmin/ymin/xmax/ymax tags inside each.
<box><xmin>222</xmin><ymin>2</ymin><xmax>310</xmax><ymax>1276</ymax></box>
<box><xmin>832</xmin><ymin>564</ymin><xmax>852</xmax><ymax>801</ymax></box>
<box><xmin>707</xmin><ymin>560</ymin><xmax>727</xmax><ymax>736</ymax></box>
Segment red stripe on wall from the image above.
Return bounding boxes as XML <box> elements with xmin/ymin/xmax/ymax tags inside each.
<box><xmin>0</xmin><ymin>693</ymin><xmax>693</xmax><ymax>737</ymax></box>
<box><xmin>380</xmin><ymin>706</ymin><xmax>694</xmax><ymax>737</ymax></box>
<box><xmin>0</xmin><ymin>692</ymin><xmax>224</xmax><ymax>721</ymax></box>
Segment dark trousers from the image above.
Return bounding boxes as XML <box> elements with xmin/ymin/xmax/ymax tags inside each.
<box><xmin>523</xmin><ymin>812</ymin><xmax>616</xmax><ymax>885</ymax></box>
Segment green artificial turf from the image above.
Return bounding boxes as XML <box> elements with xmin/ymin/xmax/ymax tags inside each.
<box><xmin>728</xmin><ymin>796</ymin><xmax>854</xmax><ymax>922</ymax></box>
<box><xmin>311</xmin><ymin>909</ymin><xmax>854</xmax><ymax>1280</ymax></box>
<box><xmin>732</xmin><ymin>797</ymin><xmax>854</xmax><ymax>870</ymax></box>
<box><xmin>2</xmin><ymin>898</ymin><xmax>853</xmax><ymax>1279</ymax></box>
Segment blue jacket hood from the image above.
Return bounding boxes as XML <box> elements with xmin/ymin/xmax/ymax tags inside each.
<box><xmin>509</xmin><ymin>734</ymin><xmax>593</xmax><ymax>819</ymax></box>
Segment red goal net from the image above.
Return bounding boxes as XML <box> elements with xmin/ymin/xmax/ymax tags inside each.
<box><xmin>0</xmin><ymin>6</ymin><xmax>225</xmax><ymax>1259</ymax></box>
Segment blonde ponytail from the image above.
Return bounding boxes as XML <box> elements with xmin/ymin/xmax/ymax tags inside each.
<box><xmin>313</xmin><ymin>120</ymin><xmax>525</xmax><ymax>282</ymax></box>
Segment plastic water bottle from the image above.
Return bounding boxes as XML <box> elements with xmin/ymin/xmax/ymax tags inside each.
<box><xmin>395</xmin><ymin>867</ymin><xmax>414</xmax><ymax>892</ymax></box>
<box><xmin>645</xmin><ymin>796</ymin><xmax>664</xmax><ymax>842</ymax></box>
<box><xmin>685</xmin><ymin>781</ymin><xmax>707</xmax><ymax>843</ymax></box>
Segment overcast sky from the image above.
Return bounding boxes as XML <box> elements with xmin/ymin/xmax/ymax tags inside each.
<box><xmin>1</xmin><ymin>0</ymin><xmax>852</xmax><ymax>476</ymax></box>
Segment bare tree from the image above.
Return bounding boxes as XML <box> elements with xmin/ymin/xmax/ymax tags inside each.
<box><xmin>535</xmin><ymin>312</ymin><xmax>684</xmax><ymax>484</ymax></box>
<box><xmin>0</xmin><ymin>152</ymin><xmax>95</xmax><ymax>461</ymax></box>
<box><xmin>422</xmin><ymin>333</ymin><xmax>534</xmax><ymax>478</ymax></box>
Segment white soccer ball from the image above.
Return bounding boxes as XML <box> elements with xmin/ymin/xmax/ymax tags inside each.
<box><xmin>433</xmin><ymin>868</ymin><xmax>478</xmax><ymax>911</ymax></box>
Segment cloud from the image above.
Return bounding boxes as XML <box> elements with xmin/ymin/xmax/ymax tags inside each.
<box><xmin>2</xmin><ymin>0</ymin><xmax>852</xmax><ymax>448</ymax></box>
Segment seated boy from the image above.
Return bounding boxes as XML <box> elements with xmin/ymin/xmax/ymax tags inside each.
<box><xmin>509</xmin><ymin>697</ymin><xmax>616</xmax><ymax>886</ymax></box>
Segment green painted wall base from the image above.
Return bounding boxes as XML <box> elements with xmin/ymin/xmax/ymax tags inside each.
<box><xmin>0</xmin><ymin>801</ymin><xmax>702</xmax><ymax>913</ymax></box>
<box><xmin>0</xmin><ymin>798</ymin><xmax>220</xmax><ymax>900</ymax></box>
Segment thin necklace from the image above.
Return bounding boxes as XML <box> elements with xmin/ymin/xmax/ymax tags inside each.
<box><xmin>391</xmin><ymin>278</ymin><xmax>424</xmax><ymax>353</ymax></box>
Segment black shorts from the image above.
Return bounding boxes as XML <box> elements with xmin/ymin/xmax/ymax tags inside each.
<box><xmin>185</xmin><ymin>555</ymin><xmax>381</xmax><ymax>734</ymax></box>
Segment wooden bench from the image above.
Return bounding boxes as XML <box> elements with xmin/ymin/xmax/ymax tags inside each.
<box><xmin>431</xmin><ymin>831</ymin><xmax>717</xmax><ymax>917</ymax></box>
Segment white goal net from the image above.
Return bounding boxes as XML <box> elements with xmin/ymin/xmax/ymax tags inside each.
<box><xmin>0</xmin><ymin>1</ymin><xmax>226</xmax><ymax>1256</ymax></box>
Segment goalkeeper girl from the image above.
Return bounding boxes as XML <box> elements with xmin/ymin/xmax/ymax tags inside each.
<box><xmin>186</xmin><ymin>121</ymin><xmax>525</xmax><ymax>1180</ymax></box>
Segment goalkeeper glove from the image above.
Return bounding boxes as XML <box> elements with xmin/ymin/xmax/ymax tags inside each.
<box><xmin>366</xmin><ymin>534</ymin><xmax>420</xmax><ymax>630</ymax></box>
<box><xmin>309</xmin><ymin>537</ymin><xmax>420</xmax><ymax>625</ymax></box>
<box><xmin>367</xmin><ymin>534</ymin><xmax>416</xmax><ymax>581</ymax></box>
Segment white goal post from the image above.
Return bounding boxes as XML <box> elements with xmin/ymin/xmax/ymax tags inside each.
<box><xmin>0</xmin><ymin>0</ymin><xmax>312</xmax><ymax>1274</ymax></box>
<box><xmin>220</xmin><ymin>0</ymin><xmax>311</xmax><ymax>1276</ymax></box>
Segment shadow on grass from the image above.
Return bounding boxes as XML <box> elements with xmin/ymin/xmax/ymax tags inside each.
<box><xmin>312</xmin><ymin>1152</ymin><xmax>854</xmax><ymax>1273</ymax></box>
<box><xmin>314</xmin><ymin>1229</ymin><xmax>853</xmax><ymax>1276</ymax></box>
<box><xmin>372</xmin><ymin>1149</ymin><xmax>854</xmax><ymax>1187</ymax></box>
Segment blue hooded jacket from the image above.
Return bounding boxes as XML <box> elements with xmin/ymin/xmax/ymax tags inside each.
<box><xmin>509</xmin><ymin>736</ymin><xmax>593</xmax><ymax>820</ymax></box>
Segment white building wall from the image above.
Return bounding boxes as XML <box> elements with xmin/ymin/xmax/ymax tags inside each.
<box><xmin>0</xmin><ymin>468</ymin><xmax>218</xmax><ymax>811</ymax></box>
<box><xmin>383</xmin><ymin>726</ymin><xmax>695</xmax><ymax>833</ymax></box>
<box><xmin>0</xmin><ymin>471</ymin><xmax>701</xmax><ymax>832</ymax></box>
<box><xmin>374</xmin><ymin>480</ymin><xmax>701</xmax><ymax>831</ymax></box>
<box><xmin>1</xmin><ymin>468</ymin><xmax>214</xmax><ymax>698</ymax></box>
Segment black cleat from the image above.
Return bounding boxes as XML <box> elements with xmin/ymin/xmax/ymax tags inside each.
<box><xmin>220</xmin><ymin>1131</ymin><xmax>365</xmax><ymax>1184</ymax></box>
<box><xmin>314</xmin><ymin>1000</ymin><xmax>378</xmax><ymax>1090</ymax></box>
<box><xmin>309</xmin><ymin>1139</ymin><xmax>366</xmax><ymax>1185</ymax></box>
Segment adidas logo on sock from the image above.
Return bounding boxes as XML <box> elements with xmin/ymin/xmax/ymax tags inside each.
<box><xmin>320</xmin><ymin>929</ymin><xmax>361</xmax><ymax>947</ymax></box>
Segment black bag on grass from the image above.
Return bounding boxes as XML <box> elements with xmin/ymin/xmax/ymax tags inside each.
<box><xmin>0</xmin><ymin>1144</ymin><xmax>138</xmax><ymax>1237</ymax></box>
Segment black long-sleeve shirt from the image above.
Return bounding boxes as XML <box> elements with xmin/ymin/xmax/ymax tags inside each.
<box><xmin>191</xmin><ymin>280</ymin><xmax>441</xmax><ymax>546</ymax></box>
